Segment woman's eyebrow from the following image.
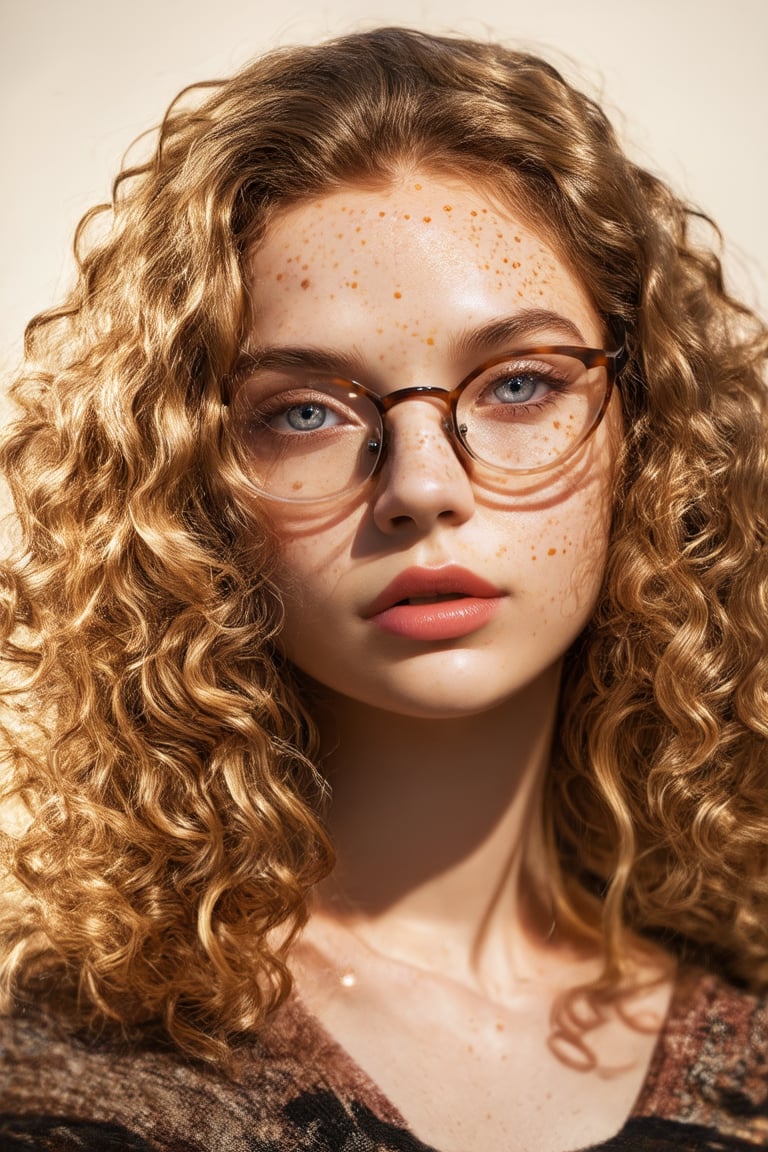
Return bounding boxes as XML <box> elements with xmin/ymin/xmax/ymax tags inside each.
<box><xmin>233</xmin><ymin>345</ymin><xmax>367</xmax><ymax>379</ymax></box>
<box><xmin>451</xmin><ymin>310</ymin><xmax>588</xmax><ymax>358</ymax></box>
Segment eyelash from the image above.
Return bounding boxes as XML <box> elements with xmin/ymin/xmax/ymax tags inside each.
<box><xmin>474</xmin><ymin>362</ymin><xmax>571</xmax><ymax>408</ymax></box>
<box><xmin>252</xmin><ymin>389</ymin><xmax>359</xmax><ymax>432</ymax></box>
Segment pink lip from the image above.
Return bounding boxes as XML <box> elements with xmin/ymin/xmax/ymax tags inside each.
<box><xmin>365</xmin><ymin>565</ymin><xmax>504</xmax><ymax>641</ymax></box>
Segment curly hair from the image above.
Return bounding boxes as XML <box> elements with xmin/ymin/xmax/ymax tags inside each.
<box><xmin>0</xmin><ymin>27</ymin><xmax>766</xmax><ymax>1064</ymax></box>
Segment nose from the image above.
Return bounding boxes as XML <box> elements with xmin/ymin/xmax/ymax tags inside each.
<box><xmin>371</xmin><ymin>399</ymin><xmax>476</xmax><ymax>534</ymax></box>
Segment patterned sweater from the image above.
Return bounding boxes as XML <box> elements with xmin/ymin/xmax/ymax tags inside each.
<box><xmin>0</xmin><ymin>968</ymin><xmax>766</xmax><ymax>1150</ymax></box>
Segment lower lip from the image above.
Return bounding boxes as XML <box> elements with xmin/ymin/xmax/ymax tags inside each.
<box><xmin>370</xmin><ymin>597</ymin><xmax>502</xmax><ymax>641</ymax></box>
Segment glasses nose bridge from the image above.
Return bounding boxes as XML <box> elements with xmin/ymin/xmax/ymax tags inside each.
<box><xmin>377</xmin><ymin>384</ymin><xmax>459</xmax><ymax>458</ymax></box>
<box><xmin>379</xmin><ymin>383</ymin><xmax>454</xmax><ymax>417</ymax></box>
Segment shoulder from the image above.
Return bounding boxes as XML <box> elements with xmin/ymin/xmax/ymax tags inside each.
<box><xmin>634</xmin><ymin>966</ymin><xmax>768</xmax><ymax>1145</ymax></box>
<box><xmin>0</xmin><ymin>997</ymin><xmax>431</xmax><ymax>1151</ymax></box>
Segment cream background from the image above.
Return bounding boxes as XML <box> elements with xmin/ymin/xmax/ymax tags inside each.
<box><xmin>1</xmin><ymin>0</ymin><xmax>766</xmax><ymax>382</ymax></box>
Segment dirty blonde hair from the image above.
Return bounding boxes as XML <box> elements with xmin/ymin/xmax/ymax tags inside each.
<box><xmin>1</xmin><ymin>27</ymin><xmax>766</xmax><ymax>1062</ymax></box>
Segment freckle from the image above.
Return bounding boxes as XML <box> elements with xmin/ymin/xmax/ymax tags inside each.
<box><xmin>547</xmin><ymin>548</ymin><xmax>557</xmax><ymax>556</ymax></box>
<box><xmin>512</xmin><ymin>261</ymin><xmax>521</xmax><ymax>269</ymax></box>
<box><xmin>378</xmin><ymin>210</ymin><xmax>386</xmax><ymax>217</ymax></box>
<box><xmin>484</xmin><ymin>263</ymin><xmax>490</xmax><ymax>270</ymax></box>
<box><xmin>337</xmin><ymin>233</ymin><xmax>344</xmax><ymax>239</ymax></box>
<box><xmin>414</xmin><ymin>183</ymin><xmax>422</xmax><ymax>190</ymax></box>
<box><xmin>300</xmin><ymin>278</ymin><xmax>310</xmax><ymax>290</ymax></box>
<box><xmin>517</xmin><ymin>290</ymin><xmax>524</xmax><ymax>297</ymax></box>
<box><xmin>496</xmin><ymin>1022</ymin><xmax>505</xmax><ymax>1032</ymax></box>
<box><xmin>553</xmin><ymin>421</ymin><xmax>561</xmax><ymax>429</ymax></box>
<box><xmin>377</xmin><ymin>327</ymin><xmax>384</xmax><ymax>334</ymax></box>
<box><xmin>514</xmin><ymin>234</ymin><xmax>521</xmax><ymax>242</ymax></box>
<box><xmin>403</xmin><ymin>213</ymin><xmax>411</xmax><ymax>220</ymax></box>
<box><xmin>355</xmin><ymin>226</ymin><xmax>361</xmax><ymax>232</ymax></box>
<box><xmin>562</xmin><ymin>549</ymin><xmax>567</xmax><ymax>554</ymax></box>
<box><xmin>426</xmin><ymin>337</ymin><xmax>435</xmax><ymax>346</ymax></box>
<box><xmin>443</xmin><ymin>204</ymin><xmax>452</xmax><ymax>212</ymax></box>
<box><xmin>423</xmin><ymin>216</ymin><xmax>431</xmax><ymax>223</ymax></box>
<box><xmin>503</xmin><ymin>257</ymin><xmax>509</xmax><ymax>264</ymax></box>
<box><xmin>292</xmin><ymin>481</ymin><xmax>303</xmax><ymax>491</ymax></box>
<box><xmin>275</xmin><ymin>273</ymin><xmax>283</xmax><ymax>281</ymax></box>
<box><xmin>301</xmin><ymin>264</ymin><xmax>308</xmax><ymax>271</ymax></box>
<box><xmin>470</xmin><ymin>210</ymin><xmax>478</xmax><ymax>217</ymax></box>
<box><xmin>481</xmin><ymin>208</ymin><xmax>487</xmax><ymax>213</ymax></box>
<box><xmin>532</xmin><ymin>555</ymin><xmax>537</xmax><ymax>561</ymax></box>
<box><xmin>393</xmin><ymin>291</ymin><xmax>402</xmax><ymax>299</ymax></box>
<box><xmin>350</xmin><ymin>281</ymin><xmax>358</xmax><ymax>289</ymax></box>
<box><xmin>496</xmin><ymin>546</ymin><xmax>507</xmax><ymax>557</ymax></box>
<box><xmin>496</xmin><ymin>231</ymin><xmax>503</xmax><ymax>238</ymax></box>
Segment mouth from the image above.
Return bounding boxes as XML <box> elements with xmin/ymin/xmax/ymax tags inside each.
<box><xmin>366</xmin><ymin>565</ymin><xmax>503</xmax><ymax>617</ymax></box>
<box><xmin>364</xmin><ymin>566</ymin><xmax>504</xmax><ymax>641</ymax></box>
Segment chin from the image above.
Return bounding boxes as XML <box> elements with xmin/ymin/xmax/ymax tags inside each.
<box><xmin>311</xmin><ymin>650</ymin><xmax>563</xmax><ymax>722</ymax></box>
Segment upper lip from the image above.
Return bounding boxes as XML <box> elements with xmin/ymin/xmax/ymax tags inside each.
<box><xmin>365</xmin><ymin>565</ymin><xmax>504</xmax><ymax>616</ymax></box>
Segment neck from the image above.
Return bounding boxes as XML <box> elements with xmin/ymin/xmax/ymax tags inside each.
<box><xmin>310</xmin><ymin>663</ymin><xmax>565</xmax><ymax>985</ymax></box>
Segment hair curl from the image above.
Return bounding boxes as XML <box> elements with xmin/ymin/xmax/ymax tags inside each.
<box><xmin>1</xmin><ymin>27</ymin><xmax>766</xmax><ymax>1063</ymax></box>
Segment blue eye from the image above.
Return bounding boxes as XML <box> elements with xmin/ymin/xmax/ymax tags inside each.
<box><xmin>492</xmin><ymin>374</ymin><xmax>541</xmax><ymax>404</ymax></box>
<box><xmin>285</xmin><ymin>401</ymin><xmax>331</xmax><ymax>430</ymax></box>
<box><xmin>265</xmin><ymin>394</ymin><xmax>349</xmax><ymax>434</ymax></box>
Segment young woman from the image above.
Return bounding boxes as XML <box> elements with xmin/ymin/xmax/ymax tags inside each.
<box><xmin>0</xmin><ymin>26</ymin><xmax>766</xmax><ymax>1152</ymax></box>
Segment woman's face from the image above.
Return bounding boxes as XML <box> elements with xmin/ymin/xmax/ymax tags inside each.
<box><xmin>245</xmin><ymin>174</ymin><xmax>621</xmax><ymax>719</ymax></box>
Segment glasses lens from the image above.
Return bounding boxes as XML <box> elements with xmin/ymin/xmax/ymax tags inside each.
<box><xmin>233</xmin><ymin>372</ymin><xmax>382</xmax><ymax>501</ymax></box>
<box><xmin>456</xmin><ymin>353</ymin><xmax>606</xmax><ymax>473</ymax></box>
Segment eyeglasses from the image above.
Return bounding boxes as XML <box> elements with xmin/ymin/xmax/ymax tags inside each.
<box><xmin>229</xmin><ymin>340</ymin><xmax>626</xmax><ymax>503</ymax></box>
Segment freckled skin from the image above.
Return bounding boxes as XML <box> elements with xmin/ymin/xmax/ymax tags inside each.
<box><xmin>245</xmin><ymin>174</ymin><xmax>621</xmax><ymax>718</ymax></box>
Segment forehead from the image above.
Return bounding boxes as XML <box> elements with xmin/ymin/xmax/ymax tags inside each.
<box><xmin>246</xmin><ymin>175</ymin><xmax>601</xmax><ymax>367</ymax></box>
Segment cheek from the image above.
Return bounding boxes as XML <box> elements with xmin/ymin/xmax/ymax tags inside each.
<box><xmin>276</xmin><ymin>538</ymin><xmax>341</xmax><ymax>605</ymax></box>
<box><xmin>269</xmin><ymin>510</ymin><xmax>364</xmax><ymax>624</ymax></box>
<box><xmin>521</xmin><ymin>506</ymin><xmax>609</xmax><ymax>610</ymax></box>
<box><xmin>517</xmin><ymin>458</ymin><xmax>616</xmax><ymax>617</ymax></box>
